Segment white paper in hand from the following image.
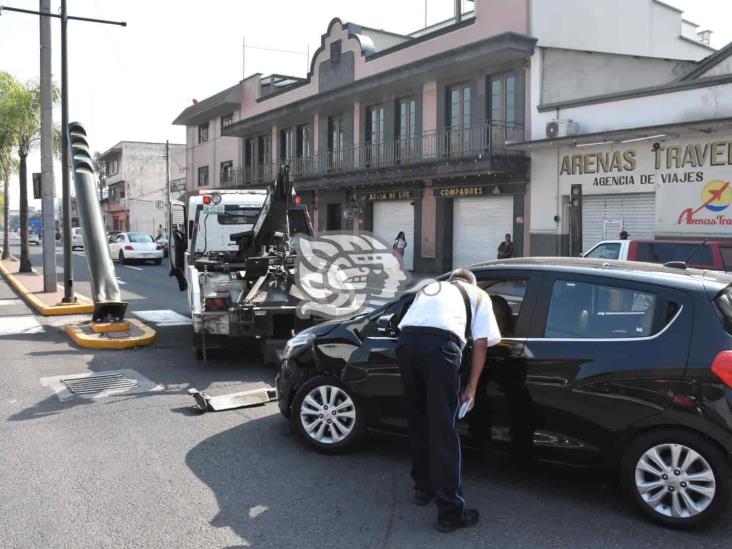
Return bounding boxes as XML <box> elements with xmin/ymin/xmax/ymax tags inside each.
<box><xmin>458</xmin><ymin>397</ymin><xmax>473</xmax><ymax>419</ymax></box>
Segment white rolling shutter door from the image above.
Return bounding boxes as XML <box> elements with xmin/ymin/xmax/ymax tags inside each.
<box><xmin>373</xmin><ymin>200</ymin><xmax>415</xmax><ymax>270</ymax></box>
<box><xmin>582</xmin><ymin>193</ymin><xmax>655</xmax><ymax>251</ymax></box>
<box><xmin>453</xmin><ymin>196</ymin><xmax>514</xmax><ymax>268</ymax></box>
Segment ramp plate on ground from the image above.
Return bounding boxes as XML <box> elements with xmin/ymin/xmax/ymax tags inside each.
<box><xmin>189</xmin><ymin>387</ymin><xmax>277</xmax><ymax>412</ymax></box>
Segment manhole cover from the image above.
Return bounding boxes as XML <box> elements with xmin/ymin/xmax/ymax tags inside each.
<box><xmin>62</xmin><ymin>373</ymin><xmax>139</xmax><ymax>396</ymax></box>
<box><xmin>40</xmin><ymin>369</ymin><xmax>162</xmax><ymax>401</ymax></box>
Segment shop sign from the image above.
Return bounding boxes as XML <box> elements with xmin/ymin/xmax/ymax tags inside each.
<box><xmin>558</xmin><ymin>137</ymin><xmax>732</xmax><ymax>235</ymax></box>
<box><xmin>437</xmin><ymin>185</ymin><xmax>485</xmax><ymax>198</ymax></box>
<box><xmin>365</xmin><ymin>190</ymin><xmax>414</xmax><ymax>201</ymax></box>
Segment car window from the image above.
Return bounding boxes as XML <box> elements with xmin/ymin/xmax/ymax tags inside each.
<box><xmin>585</xmin><ymin>243</ymin><xmax>621</xmax><ymax>260</ymax></box>
<box><xmin>114</xmin><ymin>234</ymin><xmax>126</xmax><ymax>243</ymax></box>
<box><xmin>544</xmin><ymin>280</ymin><xmax>658</xmax><ymax>339</ymax></box>
<box><xmin>720</xmin><ymin>248</ymin><xmax>732</xmax><ymax>272</ymax></box>
<box><xmin>714</xmin><ymin>287</ymin><xmax>732</xmax><ymax>335</ymax></box>
<box><xmin>128</xmin><ymin>233</ymin><xmax>154</xmax><ymax>243</ymax></box>
<box><xmin>217</xmin><ymin>206</ymin><xmax>261</xmax><ymax>225</ymax></box>
<box><xmin>675</xmin><ymin>244</ymin><xmax>713</xmax><ymax>265</ymax></box>
<box><xmin>479</xmin><ymin>278</ymin><xmax>528</xmax><ymax>337</ymax></box>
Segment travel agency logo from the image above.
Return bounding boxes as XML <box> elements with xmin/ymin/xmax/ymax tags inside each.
<box><xmin>677</xmin><ymin>180</ymin><xmax>732</xmax><ymax>226</ymax></box>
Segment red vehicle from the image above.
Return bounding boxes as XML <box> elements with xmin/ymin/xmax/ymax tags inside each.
<box><xmin>583</xmin><ymin>239</ymin><xmax>732</xmax><ymax>272</ymax></box>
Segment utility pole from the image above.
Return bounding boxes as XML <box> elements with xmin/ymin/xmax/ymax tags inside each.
<box><xmin>60</xmin><ymin>0</ymin><xmax>73</xmax><ymax>301</ymax></box>
<box><xmin>39</xmin><ymin>0</ymin><xmax>56</xmax><ymax>293</ymax></box>
<box><xmin>165</xmin><ymin>140</ymin><xmax>170</xmax><ymax>233</ymax></box>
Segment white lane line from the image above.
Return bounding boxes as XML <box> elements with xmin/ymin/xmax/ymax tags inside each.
<box><xmin>116</xmin><ymin>277</ymin><xmax>126</xmax><ymax>285</ymax></box>
<box><xmin>0</xmin><ymin>299</ymin><xmax>23</xmax><ymax>306</ymax></box>
<box><xmin>0</xmin><ymin>316</ymin><xmax>44</xmax><ymax>336</ymax></box>
<box><xmin>132</xmin><ymin>309</ymin><xmax>192</xmax><ymax>326</ymax></box>
<box><xmin>123</xmin><ymin>265</ymin><xmax>144</xmax><ymax>271</ymax></box>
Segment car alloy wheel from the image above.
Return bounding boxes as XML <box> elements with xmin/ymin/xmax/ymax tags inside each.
<box><xmin>622</xmin><ymin>429</ymin><xmax>730</xmax><ymax>528</ymax></box>
<box><xmin>635</xmin><ymin>443</ymin><xmax>715</xmax><ymax>519</ymax></box>
<box><xmin>300</xmin><ymin>384</ymin><xmax>356</xmax><ymax>444</ymax></box>
<box><xmin>291</xmin><ymin>375</ymin><xmax>364</xmax><ymax>454</ymax></box>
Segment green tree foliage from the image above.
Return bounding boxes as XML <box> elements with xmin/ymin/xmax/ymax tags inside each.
<box><xmin>0</xmin><ymin>71</ymin><xmax>60</xmax><ymax>271</ymax></box>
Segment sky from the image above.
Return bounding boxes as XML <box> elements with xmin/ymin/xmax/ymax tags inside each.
<box><xmin>1</xmin><ymin>0</ymin><xmax>731</xmax><ymax>211</ymax></box>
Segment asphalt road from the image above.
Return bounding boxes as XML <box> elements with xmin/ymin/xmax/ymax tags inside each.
<box><xmin>1</xmin><ymin>238</ymin><xmax>732</xmax><ymax>547</ymax></box>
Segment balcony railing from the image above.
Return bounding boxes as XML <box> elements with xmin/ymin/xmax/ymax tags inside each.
<box><xmin>229</xmin><ymin>121</ymin><xmax>523</xmax><ymax>188</ymax></box>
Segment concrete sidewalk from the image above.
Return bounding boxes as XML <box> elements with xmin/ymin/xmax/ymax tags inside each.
<box><xmin>0</xmin><ymin>256</ymin><xmax>94</xmax><ymax>316</ymax></box>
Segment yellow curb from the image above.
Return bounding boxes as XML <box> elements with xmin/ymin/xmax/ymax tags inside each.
<box><xmin>65</xmin><ymin>318</ymin><xmax>156</xmax><ymax>350</ymax></box>
<box><xmin>90</xmin><ymin>321</ymin><xmax>131</xmax><ymax>334</ymax></box>
<box><xmin>0</xmin><ymin>256</ymin><xmax>94</xmax><ymax>316</ymax></box>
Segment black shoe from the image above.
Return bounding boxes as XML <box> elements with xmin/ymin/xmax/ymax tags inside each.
<box><xmin>436</xmin><ymin>509</ymin><xmax>480</xmax><ymax>533</ymax></box>
<box><xmin>413</xmin><ymin>488</ymin><xmax>434</xmax><ymax>506</ymax></box>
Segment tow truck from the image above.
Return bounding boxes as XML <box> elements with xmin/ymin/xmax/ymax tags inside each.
<box><xmin>168</xmin><ymin>166</ymin><xmax>315</xmax><ymax>362</ymax></box>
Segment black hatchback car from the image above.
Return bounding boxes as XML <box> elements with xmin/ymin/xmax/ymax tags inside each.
<box><xmin>276</xmin><ymin>258</ymin><xmax>732</xmax><ymax>528</ymax></box>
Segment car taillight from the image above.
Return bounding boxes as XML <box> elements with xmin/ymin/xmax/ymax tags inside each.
<box><xmin>124</xmin><ymin>245</ymin><xmax>134</xmax><ymax>250</ymax></box>
<box><xmin>205</xmin><ymin>297</ymin><xmax>228</xmax><ymax>311</ymax></box>
<box><xmin>711</xmin><ymin>351</ymin><xmax>732</xmax><ymax>388</ymax></box>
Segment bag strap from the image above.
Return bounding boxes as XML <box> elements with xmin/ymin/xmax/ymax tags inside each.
<box><xmin>453</xmin><ymin>282</ymin><xmax>472</xmax><ymax>343</ymax></box>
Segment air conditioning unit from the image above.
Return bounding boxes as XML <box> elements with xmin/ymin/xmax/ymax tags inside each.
<box><xmin>546</xmin><ymin>119</ymin><xmax>579</xmax><ymax>139</ymax></box>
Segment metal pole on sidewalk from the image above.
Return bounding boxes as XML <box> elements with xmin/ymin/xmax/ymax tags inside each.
<box><xmin>60</xmin><ymin>0</ymin><xmax>74</xmax><ymax>302</ymax></box>
<box><xmin>39</xmin><ymin>0</ymin><xmax>56</xmax><ymax>293</ymax></box>
<box><xmin>165</xmin><ymin>140</ymin><xmax>170</xmax><ymax>232</ymax></box>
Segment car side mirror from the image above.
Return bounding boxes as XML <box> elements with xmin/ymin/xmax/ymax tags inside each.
<box><xmin>377</xmin><ymin>313</ymin><xmax>397</xmax><ymax>336</ymax></box>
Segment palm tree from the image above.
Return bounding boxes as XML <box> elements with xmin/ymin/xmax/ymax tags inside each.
<box><xmin>0</xmin><ymin>72</ymin><xmax>59</xmax><ymax>272</ymax></box>
<box><xmin>0</xmin><ymin>153</ymin><xmax>18</xmax><ymax>260</ymax></box>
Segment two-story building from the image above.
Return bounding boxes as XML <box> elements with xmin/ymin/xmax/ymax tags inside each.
<box><xmin>98</xmin><ymin>141</ymin><xmax>185</xmax><ymax>234</ymax></box>
<box><xmin>175</xmin><ymin>0</ymin><xmax>716</xmax><ymax>272</ymax></box>
<box><xmin>172</xmin><ymin>85</ymin><xmax>243</xmax><ymax>192</ymax></box>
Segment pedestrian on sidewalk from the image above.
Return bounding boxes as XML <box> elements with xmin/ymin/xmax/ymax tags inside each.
<box><xmin>497</xmin><ymin>233</ymin><xmax>514</xmax><ymax>259</ymax></box>
<box><xmin>157</xmin><ymin>224</ymin><xmax>165</xmax><ymax>238</ymax></box>
<box><xmin>393</xmin><ymin>231</ymin><xmax>407</xmax><ymax>267</ymax></box>
<box><xmin>396</xmin><ymin>268</ymin><xmax>501</xmax><ymax>532</ymax></box>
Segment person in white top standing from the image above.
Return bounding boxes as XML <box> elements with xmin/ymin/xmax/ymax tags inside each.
<box><xmin>396</xmin><ymin>268</ymin><xmax>501</xmax><ymax>532</ymax></box>
<box><xmin>392</xmin><ymin>231</ymin><xmax>407</xmax><ymax>267</ymax></box>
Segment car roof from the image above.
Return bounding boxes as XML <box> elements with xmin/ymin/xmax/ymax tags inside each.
<box><xmin>593</xmin><ymin>239</ymin><xmax>730</xmax><ymax>245</ymax></box>
<box><xmin>470</xmin><ymin>257</ymin><xmax>732</xmax><ymax>293</ymax></box>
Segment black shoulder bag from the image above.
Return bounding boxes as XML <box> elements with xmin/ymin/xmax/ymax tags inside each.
<box><xmin>453</xmin><ymin>282</ymin><xmax>473</xmax><ymax>386</ymax></box>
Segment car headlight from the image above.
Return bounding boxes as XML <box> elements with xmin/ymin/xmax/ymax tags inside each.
<box><xmin>284</xmin><ymin>332</ymin><xmax>315</xmax><ymax>360</ymax></box>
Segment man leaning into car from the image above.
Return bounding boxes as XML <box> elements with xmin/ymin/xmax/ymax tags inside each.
<box><xmin>396</xmin><ymin>268</ymin><xmax>501</xmax><ymax>532</ymax></box>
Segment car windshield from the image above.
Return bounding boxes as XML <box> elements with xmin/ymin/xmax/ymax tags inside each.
<box><xmin>128</xmin><ymin>233</ymin><xmax>153</xmax><ymax>243</ymax></box>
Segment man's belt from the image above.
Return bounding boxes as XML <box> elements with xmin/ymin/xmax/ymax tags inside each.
<box><xmin>400</xmin><ymin>326</ymin><xmax>462</xmax><ymax>346</ymax></box>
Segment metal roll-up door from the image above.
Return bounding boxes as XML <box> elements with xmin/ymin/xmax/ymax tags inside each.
<box><xmin>582</xmin><ymin>193</ymin><xmax>655</xmax><ymax>251</ymax></box>
<box><xmin>372</xmin><ymin>200</ymin><xmax>415</xmax><ymax>270</ymax></box>
<box><xmin>452</xmin><ymin>196</ymin><xmax>514</xmax><ymax>268</ymax></box>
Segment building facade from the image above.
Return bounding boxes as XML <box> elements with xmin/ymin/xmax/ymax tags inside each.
<box><xmin>522</xmin><ymin>42</ymin><xmax>732</xmax><ymax>256</ymax></box>
<box><xmin>175</xmin><ymin>0</ymin><xmax>716</xmax><ymax>272</ymax></box>
<box><xmin>98</xmin><ymin>141</ymin><xmax>185</xmax><ymax>234</ymax></box>
<box><xmin>173</xmin><ymin>85</ymin><xmax>243</xmax><ymax>192</ymax></box>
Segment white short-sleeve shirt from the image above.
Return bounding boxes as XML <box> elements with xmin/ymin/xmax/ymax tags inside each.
<box><xmin>398</xmin><ymin>280</ymin><xmax>502</xmax><ymax>347</ymax></box>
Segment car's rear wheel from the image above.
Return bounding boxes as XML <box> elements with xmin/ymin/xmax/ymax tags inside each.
<box><xmin>621</xmin><ymin>429</ymin><xmax>731</xmax><ymax>528</ymax></box>
<box><xmin>118</xmin><ymin>250</ymin><xmax>126</xmax><ymax>265</ymax></box>
<box><xmin>291</xmin><ymin>376</ymin><xmax>364</xmax><ymax>454</ymax></box>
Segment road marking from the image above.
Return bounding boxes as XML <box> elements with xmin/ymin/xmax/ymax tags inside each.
<box><xmin>0</xmin><ymin>299</ymin><xmax>23</xmax><ymax>306</ymax></box>
<box><xmin>132</xmin><ymin>309</ymin><xmax>192</xmax><ymax>326</ymax></box>
<box><xmin>74</xmin><ymin>252</ymin><xmax>86</xmax><ymax>257</ymax></box>
<box><xmin>123</xmin><ymin>265</ymin><xmax>144</xmax><ymax>271</ymax></box>
<box><xmin>116</xmin><ymin>277</ymin><xmax>126</xmax><ymax>285</ymax></box>
<box><xmin>0</xmin><ymin>315</ymin><xmax>44</xmax><ymax>336</ymax></box>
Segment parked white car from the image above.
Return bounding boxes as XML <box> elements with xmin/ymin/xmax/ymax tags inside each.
<box><xmin>71</xmin><ymin>227</ymin><xmax>84</xmax><ymax>250</ymax></box>
<box><xmin>28</xmin><ymin>230</ymin><xmax>41</xmax><ymax>245</ymax></box>
<box><xmin>109</xmin><ymin>232</ymin><xmax>164</xmax><ymax>265</ymax></box>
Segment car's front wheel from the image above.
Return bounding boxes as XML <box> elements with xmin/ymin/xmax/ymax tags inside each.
<box><xmin>118</xmin><ymin>250</ymin><xmax>126</xmax><ymax>265</ymax></box>
<box><xmin>621</xmin><ymin>429</ymin><xmax>731</xmax><ymax>528</ymax></box>
<box><xmin>291</xmin><ymin>376</ymin><xmax>365</xmax><ymax>454</ymax></box>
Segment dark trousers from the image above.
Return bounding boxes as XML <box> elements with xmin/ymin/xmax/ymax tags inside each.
<box><xmin>396</xmin><ymin>331</ymin><xmax>464</xmax><ymax>519</ymax></box>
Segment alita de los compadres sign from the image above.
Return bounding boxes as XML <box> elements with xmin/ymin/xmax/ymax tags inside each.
<box><xmin>558</xmin><ymin>136</ymin><xmax>732</xmax><ymax>235</ymax></box>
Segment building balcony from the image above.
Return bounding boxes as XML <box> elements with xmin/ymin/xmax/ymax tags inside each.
<box><xmin>228</xmin><ymin>121</ymin><xmax>525</xmax><ymax>188</ymax></box>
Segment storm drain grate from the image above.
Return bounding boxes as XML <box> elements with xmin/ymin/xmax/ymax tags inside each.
<box><xmin>61</xmin><ymin>373</ymin><xmax>139</xmax><ymax>396</ymax></box>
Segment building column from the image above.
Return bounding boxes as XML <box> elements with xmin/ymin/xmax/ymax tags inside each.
<box><xmin>421</xmin><ymin>185</ymin><xmax>436</xmax><ymax>258</ymax></box>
